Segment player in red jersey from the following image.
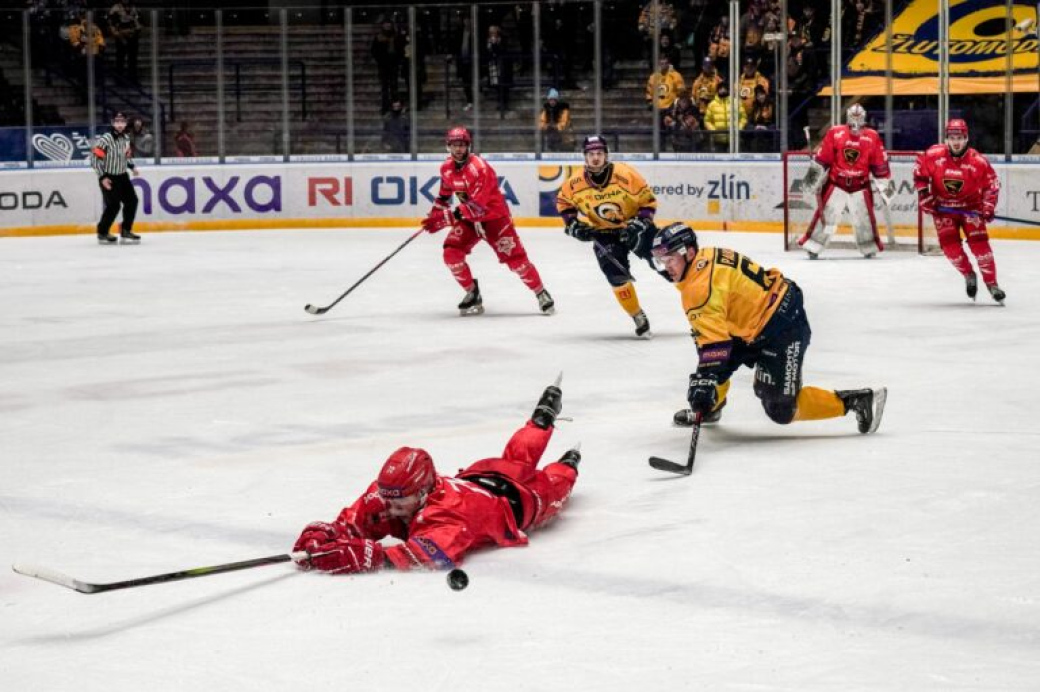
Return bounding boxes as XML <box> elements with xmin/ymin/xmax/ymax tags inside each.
<box><xmin>422</xmin><ymin>126</ymin><xmax>555</xmax><ymax>316</ymax></box>
<box><xmin>799</xmin><ymin>104</ymin><xmax>894</xmax><ymax>259</ymax></box>
<box><xmin>913</xmin><ymin>119</ymin><xmax>1005</xmax><ymax>304</ymax></box>
<box><xmin>291</xmin><ymin>378</ymin><xmax>579</xmax><ymax>573</ymax></box>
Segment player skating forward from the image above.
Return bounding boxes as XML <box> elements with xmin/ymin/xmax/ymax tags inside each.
<box><xmin>422</xmin><ymin>127</ymin><xmax>554</xmax><ymax>316</ymax></box>
<box><xmin>91</xmin><ymin>111</ymin><xmax>141</xmax><ymax>245</ymax></box>
<box><xmin>650</xmin><ymin>222</ymin><xmax>887</xmax><ymax>433</ymax></box>
<box><xmin>556</xmin><ymin>135</ymin><xmax>658</xmax><ymax>337</ymax></box>
<box><xmin>799</xmin><ymin>104</ymin><xmax>893</xmax><ymax>259</ymax></box>
<box><xmin>913</xmin><ymin>119</ymin><xmax>1005</xmax><ymax>304</ymax></box>
<box><xmin>292</xmin><ymin>379</ymin><xmax>578</xmax><ymax>573</ymax></box>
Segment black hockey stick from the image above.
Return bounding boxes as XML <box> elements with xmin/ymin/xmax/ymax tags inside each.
<box><xmin>592</xmin><ymin>238</ymin><xmax>636</xmax><ymax>282</ymax></box>
<box><xmin>305</xmin><ymin>228</ymin><xmax>425</xmax><ymax>315</ymax></box>
<box><xmin>648</xmin><ymin>411</ymin><xmax>702</xmax><ymax>476</ymax></box>
<box><xmin>12</xmin><ymin>550</ymin><xmax>319</xmax><ymax>594</ymax></box>
<box><xmin>936</xmin><ymin>206</ymin><xmax>1040</xmax><ymax>227</ymax></box>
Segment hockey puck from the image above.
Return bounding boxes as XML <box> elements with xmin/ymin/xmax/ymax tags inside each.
<box><xmin>446</xmin><ymin>568</ymin><xmax>469</xmax><ymax>591</ymax></box>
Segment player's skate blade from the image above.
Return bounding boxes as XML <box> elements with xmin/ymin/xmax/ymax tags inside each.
<box><xmin>457</xmin><ymin>280</ymin><xmax>483</xmax><ymax>316</ymax></box>
<box><xmin>986</xmin><ymin>283</ymin><xmax>1005</xmax><ymax>305</ymax></box>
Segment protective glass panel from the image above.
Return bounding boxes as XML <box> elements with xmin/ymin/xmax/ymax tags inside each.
<box><xmin>161</xmin><ymin>8</ymin><xmax>217</xmax><ymax>158</ymax></box>
<box><xmin>221</xmin><ymin>7</ymin><xmax>283</xmax><ymax>157</ymax></box>
<box><xmin>2</xmin><ymin>9</ymin><xmax>29</xmax><ymax>166</ymax></box>
<box><xmin>477</xmin><ymin>3</ymin><xmax>535</xmax><ymax>153</ymax></box>
<box><xmin>354</xmin><ymin>6</ymin><xmax>409</xmax><ymax>155</ymax></box>
<box><xmin>787</xmin><ymin>1</ymin><xmax>832</xmax><ymax>151</ymax></box>
<box><xmin>739</xmin><ymin>0</ymin><xmax>779</xmax><ymax>153</ymax></box>
<box><xmin>286</xmin><ymin>7</ymin><xmax>346</xmax><ymax>156</ymax></box>
<box><xmin>1010</xmin><ymin>3</ymin><xmax>1039</xmax><ymax>154</ymax></box>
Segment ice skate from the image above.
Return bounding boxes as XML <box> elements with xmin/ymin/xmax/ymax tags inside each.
<box><xmin>536</xmin><ymin>289</ymin><xmax>555</xmax><ymax>315</ymax></box>
<box><xmin>674</xmin><ymin>400</ymin><xmax>726</xmax><ymax>427</ymax></box>
<box><xmin>97</xmin><ymin>233</ymin><xmax>117</xmax><ymax>245</ymax></box>
<box><xmin>837</xmin><ymin>387</ymin><xmax>888</xmax><ymax>434</ymax></box>
<box><xmin>633</xmin><ymin>310</ymin><xmax>652</xmax><ymax>339</ymax></box>
<box><xmin>965</xmin><ymin>272</ymin><xmax>978</xmax><ymax>301</ymax></box>
<box><xmin>119</xmin><ymin>229</ymin><xmax>141</xmax><ymax>245</ymax></box>
<box><xmin>557</xmin><ymin>444</ymin><xmax>581</xmax><ymax>471</ymax></box>
<box><xmin>458</xmin><ymin>280</ymin><xmax>484</xmax><ymax>316</ymax></box>
<box><xmin>986</xmin><ymin>283</ymin><xmax>1005</xmax><ymax>305</ymax></box>
<box><xmin>806</xmin><ymin>250</ymin><xmax>819</xmax><ymax>260</ymax></box>
<box><xmin>532</xmin><ymin>373</ymin><xmax>563</xmax><ymax>429</ymax></box>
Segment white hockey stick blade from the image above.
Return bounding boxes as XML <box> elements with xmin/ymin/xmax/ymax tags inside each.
<box><xmin>12</xmin><ymin>563</ymin><xmax>97</xmax><ymax>593</ymax></box>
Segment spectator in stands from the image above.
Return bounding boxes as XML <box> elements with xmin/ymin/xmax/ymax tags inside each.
<box><xmin>638</xmin><ymin>0</ymin><xmax>679</xmax><ymax>68</ymax></box>
<box><xmin>130</xmin><ymin>116</ymin><xmax>154</xmax><ymax>158</ymax></box>
<box><xmin>372</xmin><ymin>18</ymin><xmax>403</xmax><ymax>115</ymax></box>
<box><xmin>401</xmin><ymin>21</ymin><xmax>429</xmax><ymax>111</ymax></box>
<box><xmin>690</xmin><ymin>56</ymin><xmax>721</xmax><ymax>116</ymax></box>
<box><xmin>845</xmin><ymin>0</ymin><xmax>880</xmax><ymax>47</ymax></box>
<box><xmin>738</xmin><ymin>57</ymin><xmax>769</xmax><ymax>115</ymax></box>
<box><xmin>703</xmin><ymin>82</ymin><xmax>746</xmax><ymax>152</ymax></box>
<box><xmin>68</xmin><ymin>12</ymin><xmax>105</xmax><ymax>57</ymax></box>
<box><xmin>454</xmin><ymin>15</ymin><xmax>474</xmax><ymax>112</ymax></box>
<box><xmin>657</xmin><ymin>33</ymin><xmax>682</xmax><ymax>72</ymax></box>
<box><xmin>484</xmin><ymin>24</ymin><xmax>512</xmax><ymax>114</ymax></box>
<box><xmin>645</xmin><ymin>56</ymin><xmax>685</xmax><ymax>121</ymax></box>
<box><xmin>540</xmin><ymin>88</ymin><xmax>574</xmax><ymax>153</ymax></box>
<box><xmin>381</xmin><ymin>98</ymin><xmax>410</xmax><ymax>153</ymax></box>
<box><xmin>740</xmin><ymin>3</ymin><xmax>765</xmax><ymax>63</ymax></box>
<box><xmin>664</xmin><ymin>89</ymin><xmax>701</xmax><ymax>152</ymax></box>
<box><xmin>707</xmin><ymin>15</ymin><xmax>731</xmax><ymax>75</ymax></box>
<box><xmin>744</xmin><ymin>84</ymin><xmax>775</xmax><ymax>152</ymax></box>
<box><xmin>174</xmin><ymin>121</ymin><xmax>197</xmax><ymax>157</ymax></box>
<box><xmin>107</xmin><ymin>1</ymin><xmax>141</xmax><ymax>80</ymax></box>
<box><xmin>797</xmin><ymin>5</ymin><xmax>831</xmax><ymax>50</ymax></box>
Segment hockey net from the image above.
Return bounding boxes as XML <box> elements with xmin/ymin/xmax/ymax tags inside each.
<box><xmin>783</xmin><ymin>150</ymin><xmax>940</xmax><ymax>254</ymax></box>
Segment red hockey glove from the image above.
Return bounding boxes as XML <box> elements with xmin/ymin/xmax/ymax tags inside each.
<box><xmin>422</xmin><ymin>206</ymin><xmax>455</xmax><ymax>234</ymax></box>
<box><xmin>982</xmin><ymin>204</ymin><xmax>995</xmax><ymax>223</ymax></box>
<box><xmin>917</xmin><ymin>189</ymin><xmax>936</xmax><ymax>216</ymax></box>
<box><xmin>293</xmin><ymin>521</ymin><xmax>353</xmax><ymax>563</ymax></box>
<box><xmin>306</xmin><ymin>537</ymin><xmax>385</xmax><ymax>574</ymax></box>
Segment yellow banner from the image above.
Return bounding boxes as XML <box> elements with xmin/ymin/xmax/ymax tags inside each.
<box><xmin>839</xmin><ymin>0</ymin><xmax>1038</xmax><ymax>92</ymax></box>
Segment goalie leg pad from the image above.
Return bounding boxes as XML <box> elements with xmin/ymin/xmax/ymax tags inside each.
<box><xmin>850</xmin><ymin>187</ymin><xmax>883</xmax><ymax>255</ymax></box>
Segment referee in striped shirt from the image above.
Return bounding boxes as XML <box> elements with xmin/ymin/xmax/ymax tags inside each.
<box><xmin>91</xmin><ymin>111</ymin><xmax>141</xmax><ymax>244</ymax></box>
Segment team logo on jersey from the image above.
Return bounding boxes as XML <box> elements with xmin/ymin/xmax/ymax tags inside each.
<box><xmin>943</xmin><ymin>178</ymin><xmax>964</xmax><ymax>194</ymax></box>
<box><xmin>594</xmin><ymin>202</ymin><xmax>625</xmax><ymax>224</ymax></box>
<box><xmin>843</xmin><ymin>148</ymin><xmax>861</xmax><ymax>165</ymax></box>
<box><xmin>695</xmin><ymin>258</ymin><xmax>708</xmax><ymax>271</ymax></box>
<box><xmin>495</xmin><ymin>236</ymin><xmax>516</xmax><ymax>256</ymax></box>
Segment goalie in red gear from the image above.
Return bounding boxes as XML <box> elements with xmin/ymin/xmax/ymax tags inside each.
<box><xmin>798</xmin><ymin>104</ymin><xmax>893</xmax><ymax>259</ymax></box>
<box><xmin>292</xmin><ymin>378</ymin><xmax>580</xmax><ymax>574</ymax></box>
<box><xmin>422</xmin><ymin>126</ymin><xmax>555</xmax><ymax>316</ymax></box>
<box><xmin>913</xmin><ymin>119</ymin><xmax>1005</xmax><ymax>304</ymax></box>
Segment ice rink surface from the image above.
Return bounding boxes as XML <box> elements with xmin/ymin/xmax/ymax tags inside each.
<box><xmin>1</xmin><ymin>228</ymin><xmax>1038</xmax><ymax>691</ymax></box>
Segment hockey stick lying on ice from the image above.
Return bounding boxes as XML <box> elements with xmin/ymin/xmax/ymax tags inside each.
<box><xmin>305</xmin><ymin>228</ymin><xmax>425</xmax><ymax>315</ymax></box>
<box><xmin>12</xmin><ymin>550</ymin><xmax>322</xmax><ymax>594</ymax></box>
<box><xmin>936</xmin><ymin>206</ymin><xmax>1040</xmax><ymax>227</ymax></box>
<box><xmin>648</xmin><ymin>410</ymin><xmax>702</xmax><ymax>476</ymax></box>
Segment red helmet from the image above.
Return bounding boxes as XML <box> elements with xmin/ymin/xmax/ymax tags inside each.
<box><xmin>946</xmin><ymin>119</ymin><xmax>969</xmax><ymax>139</ymax></box>
<box><xmin>445</xmin><ymin>127</ymin><xmax>472</xmax><ymax>145</ymax></box>
<box><xmin>377</xmin><ymin>447</ymin><xmax>436</xmax><ymax>499</ymax></box>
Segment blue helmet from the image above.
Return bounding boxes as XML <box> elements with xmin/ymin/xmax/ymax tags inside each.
<box><xmin>651</xmin><ymin>222</ymin><xmax>699</xmax><ymax>259</ymax></box>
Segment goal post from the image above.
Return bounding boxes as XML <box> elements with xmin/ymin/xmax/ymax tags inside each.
<box><xmin>782</xmin><ymin>150</ymin><xmax>938</xmax><ymax>254</ymax></box>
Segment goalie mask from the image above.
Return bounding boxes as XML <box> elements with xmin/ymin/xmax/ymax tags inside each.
<box><xmin>846</xmin><ymin>104</ymin><xmax>867</xmax><ymax>135</ymax></box>
<box><xmin>945</xmin><ymin>118</ymin><xmax>969</xmax><ymax>156</ymax></box>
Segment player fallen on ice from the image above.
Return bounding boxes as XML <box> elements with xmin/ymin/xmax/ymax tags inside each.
<box><xmin>798</xmin><ymin>104</ymin><xmax>893</xmax><ymax>259</ymax></box>
<box><xmin>292</xmin><ymin>379</ymin><xmax>579</xmax><ymax>574</ymax></box>
<box><xmin>422</xmin><ymin>127</ymin><xmax>554</xmax><ymax>316</ymax></box>
<box><xmin>556</xmin><ymin>135</ymin><xmax>659</xmax><ymax>338</ymax></box>
<box><xmin>648</xmin><ymin>222</ymin><xmax>887</xmax><ymax>434</ymax></box>
<box><xmin>913</xmin><ymin>119</ymin><xmax>1005</xmax><ymax>304</ymax></box>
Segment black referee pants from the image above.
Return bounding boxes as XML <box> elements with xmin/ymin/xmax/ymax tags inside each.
<box><xmin>97</xmin><ymin>173</ymin><xmax>138</xmax><ymax>236</ymax></box>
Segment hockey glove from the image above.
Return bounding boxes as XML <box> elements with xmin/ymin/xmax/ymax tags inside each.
<box><xmin>564</xmin><ymin>218</ymin><xmax>594</xmax><ymax>242</ymax></box>
<box><xmin>621</xmin><ymin>217</ymin><xmax>657</xmax><ymax>259</ymax></box>
<box><xmin>422</xmin><ymin>206</ymin><xmax>455</xmax><ymax>234</ymax></box>
<box><xmin>687</xmin><ymin>372</ymin><xmax>719</xmax><ymax>415</ymax></box>
<box><xmin>305</xmin><ymin>537</ymin><xmax>385</xmax><ymax>574</ymax></box>
<box><xmin>293</xmin><ymin>521</ymin><xmax>355</xmax><ymax>563</ymax></box>
<box><xmin>982</xmin><ymin>204</ymin><xmax>996</xmax><ymax>223</ymax></box>
<box><xmin>917</xmin><ymin>189</ymin><xmax>936</xmax><ymax>216</ymax></box>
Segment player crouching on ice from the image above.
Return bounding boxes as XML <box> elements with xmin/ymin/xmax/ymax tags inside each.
<box><xmin>799</xmin><ymin>104</ymin><xmax>894</xmax><ymax>259</ymax></box>
<box><xmin>647</xmin><ymin>222</ymin><xmax>887</xmax><ymax>434</ymax></box>
<box><xmin>913</xmin><ymin>119</ymin><xmax>1005</xmax><ymax>304</ymax></box>
<box><xmin>292</xmin><ymin>378</ymin><xmax>579</xmax><ymax>574</ymax></box>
